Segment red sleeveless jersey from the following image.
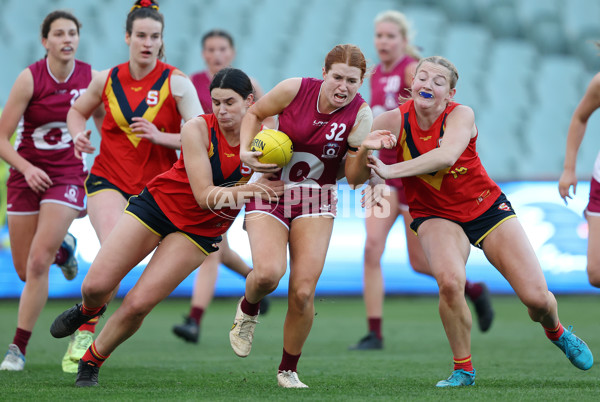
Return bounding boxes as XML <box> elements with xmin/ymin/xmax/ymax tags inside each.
<box><xmin>7</xmin><ymin>58</ymin><xmax>90</xmax><ymax>188</ymax></box>
<box><xmin>92</xmin><ymin>60</ymin><xmax>182</xmax><ymax>194</ymax></box>
<box><xmin>147</xmin><ymin>114</ymin><xmax>252</xmax><ymax>237</ymax></box>
<box><xmin>397</xmin><ymin>100</ymin><xmax>501</xmax><ymax>222</ymax></box>
<box><xmin>190</xmin><ymin>70</ymin><xmax>212</xmax><ymax>114</ymax></box>
<box><xmin>276</xmin><ymin>77</ymin><xmax>364</xmax><ymax>189</ymax></box>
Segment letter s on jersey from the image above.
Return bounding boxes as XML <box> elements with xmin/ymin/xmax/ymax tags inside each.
<box><xmin>146</xmin><ymin>90</ymin><xmax>159</xmax><ymax>106</ymax></box>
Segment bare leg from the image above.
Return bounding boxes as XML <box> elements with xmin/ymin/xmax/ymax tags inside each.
<box><xmin>417</xmin><ymin>218</ymin><xmax>472</xmax><ymax>359</ymax></box>
<box><xmin>17</xmin><ymin>204</ymin><xmax>79</xmax><ymax>331</ymax></box>
<box><xmin>586</xmin><ymin>215</ymin><xmax>600</xmax><ymax>287</ymax></box>
<box><xmin>283</xmin><ymin>216</ymin><xmax>334</xmax><ymax>355</ymax></box>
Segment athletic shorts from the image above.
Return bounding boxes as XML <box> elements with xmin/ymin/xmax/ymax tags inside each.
<box><xmin>585</xmin><ymin>176</ymin><xmax>600</xmax><ymax>217</ymax></box>
<box><xmin>85</xmin><ymin>173</ymin><xmax>134</xmax><ymax>200</ymax></box>
<box><xmin>125</xmin><ymin>188</ymin><xmax>221</xmax><ymax>254</ymax></box>
<box><xmin>245</xmin><ymin>185</ymin><xmax>336</xmax><ymax>230</ymax></box>
<box><xmin>7</xmin><ymin>183</ymin><xmax>85</xmax><ymax>215</ymax></box>
<box><xmin>409</xmin><ymin>193</ymin><xmax>516</xmax><ymax>248</ymax></box>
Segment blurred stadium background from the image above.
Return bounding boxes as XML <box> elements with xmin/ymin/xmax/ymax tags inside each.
<box><xmin>1</xmin><ymin>0</ymin><xmax>600</xmax><ymax>298</ymax></box>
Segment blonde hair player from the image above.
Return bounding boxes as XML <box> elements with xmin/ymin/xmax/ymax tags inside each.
<box><xmin>350</xmin><ymin>10</ymin><xmax>494</xmax><ymax>352</ymax></box>
<box><xmin>364</xmin><ymin>55</ymin><xmax>593</xmax><ymax>387</ymax></box>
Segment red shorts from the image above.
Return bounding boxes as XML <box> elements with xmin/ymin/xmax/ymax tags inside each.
<box><xmin>7</xmin><ymin>183</ymin><xmax>85</xmax><ymax>215</ymax></box>
<box><xmin>245</xmin><ymin>185</ymin><xmax>336</xmax><ymax>229</ymax></box>
<box><xmin>586</xmin><ymin>177</ymin><xmax>600</xmax><ymax>216</ymax></box>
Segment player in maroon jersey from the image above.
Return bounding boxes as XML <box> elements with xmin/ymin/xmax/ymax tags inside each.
<box><xmin>0</xmin><ymin>10</ymin><xmax>102</xmax><ymax>372</ymax></box>
<box><xmin>350</xmin><ymin>10</ymin><xmax>494</xmax><ymax>352</ymax></box>
<box><xmin>60</xmin><ymin>0</ymin><xmax>203</xmax><ymax>372</ymax></box>
<box><xmin>364</xmin><ymin>55</ymin><xmax>593</xmax><ymax>387</ymax></box>
<box><xmin>49</xmin><ymin>67</ymin><xmax>284</xmax><ymax>387</ymax></box>
<box><xmin>173</xmin><ymin>29</ymin><xmax>272</xmax><ymax>344</ymax></box>
<box><xmin>228</xmin><ymin>44</ymin><xmax>394</xmax><ymax>388</ymax></box>
<box><xmin>559</xmin><ymin>67</ymin><xmax>600</xmax><ymax>289</ymax></box>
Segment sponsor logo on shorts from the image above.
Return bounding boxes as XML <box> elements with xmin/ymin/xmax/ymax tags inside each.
<box><xmin>498</xmin><ymin>202</ymin><xmax>512</xmax><ymax>212</ymax></box>
<box><xmin>64</xmin><ymin>185</ymin><xmax>79</xmax><ymax>204</ymax></box>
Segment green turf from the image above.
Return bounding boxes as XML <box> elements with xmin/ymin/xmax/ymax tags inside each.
<box><xmin>0</xmin><ymin>295</ymin><xmax>598</xmax><ymax>400</ymax></box>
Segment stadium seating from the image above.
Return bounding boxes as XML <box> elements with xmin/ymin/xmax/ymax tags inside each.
<box><xmin>1</xmin><ymin>0</ymin><xmax>600</xmax><ymax>180</ymax></box>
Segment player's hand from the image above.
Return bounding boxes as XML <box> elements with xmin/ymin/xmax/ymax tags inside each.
<box><xmin>23</xmin><ymin>164</ymin><xmax>52</xmax><ymax>193</ymax></box>
<box><xmin>367</xmin><ymin>154</ymin><xmax>393</xmax><ymax>180</ymax></box>
<box><xmin>240</xmin><ymin>149</ymin><xmax>280</xmax><ymax>173</ymax></box>
<box><xmin>73</xmin><ymin>130</ymin><xmax>94</xmax><ymax>159</ymax></box>
<box><xmin>253</xmin><ymin>173</ymin><xmax>285</xmax><ymax>200</ymax></box>
<box><xmin>558</xmin><ymin>169</ymin><xmax>577</xmax><ymax>205</ymax></box>
<box><xmin>361</xmin><ymin>172</ymin><xmax>389</xmax><ymax>208</ymax></box>
<box><xmin>131</xmin><ymin>117</ymin><xmax>162</xmax><ymax>143</ymax></box>
<box><xmin>361</xmin><ymin>130</ymin><xmax>396</xmax><ymax>151</ymax></box>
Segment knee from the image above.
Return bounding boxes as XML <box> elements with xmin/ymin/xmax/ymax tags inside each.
<box><xmin>26</xmin><ymin>251</ymin><xmax>53</xmax><ymax>279</ymax></box>
<box><xmin>521</xmin><ymin>289</ymin><xmax>554</xmax><ymax>316</ymax></box>
<box><xmin>408</xmin><ymin>252</ymin><xmax>429</xmax><ymax>275</ymax></box>
<box><xmin>252</xmin><ymin>265</ymin><xmax>282</xmax><ymax>292</ymax></box>
<box><xmin>288</xmin><ymin>287</ymin><xmax>314</xmax><ymax>314</ymax></box>
<box><xmin>363</xmin><ymin>239</ymin><xmax>385</xmax><ymax>266</ymax></box>
<box><xmin>436</xmin><ymin>272</ymin><xmax>465</xmax><ymax>304</ymax></box>
<box><xmin>81</xmin><ymin>276</ymin><xmax>112</xmax><ymax>303</ymax></box>
<box><xmin>120</xmin><ymin>297</ymin><xmax>152</xmax><ymax>322</ymax></box>
<box><xmin>587</xmin><ymin>266</ymin><xmax>600</xmax><ymax>288</ymax></box>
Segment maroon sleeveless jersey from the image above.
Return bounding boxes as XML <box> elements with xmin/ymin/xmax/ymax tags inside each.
<box><xmin>190</xmin><ymin>70</ymin><xmax>212</xmax><ymax>114</ymax></box>
<box><xmin>277</xmin><ymin>77</ymin><xmax>364</xmax><ymax>190</ymax></box>
<box><xmin>7</xmin><ymin>58</ymin><xmax>90</xmax><ymax>188</ymax></box>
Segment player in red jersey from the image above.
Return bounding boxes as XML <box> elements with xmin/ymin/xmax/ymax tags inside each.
<box><xmin>228</xmin><ymin>44</ymin><xmax>393</xmax><ymax>388</ymax></box>
<box><xmin>0</xmin><ymin>10</ymin><xmax>103</xmax><ymax>372</ymax></box>
<box><xmin>49</xmin><ymin>67</ymin><xmax>284</xmax><ymax>387</ymax></box>
<box><xmin>173</xmin><ymin>29</ymin><xmax>272</xmax><ymax>344</ymax></box>
<box><xmin>350</xmin><ymin>10</ymin><xmax>494</xmax><ymax>352</ymax></box>
<box><xmin>61</xmin><ymin>0</ymin><xmax>203</xmax><ymax>371</ymax></box>
<box><xmin>559</xmin><ymin>67</ymin><xmax>600</xmax><ymax>288</ymax></box>
<box><xmin>364</xmin><ymin>56</ymin><xmax>593</xmax><ymax>387</ymax></box>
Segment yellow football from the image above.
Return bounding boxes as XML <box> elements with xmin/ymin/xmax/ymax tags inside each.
<box><xmin>250</xmin><ymin>129</ymin><xmax>293</xmax><ymax>168</ymax></box>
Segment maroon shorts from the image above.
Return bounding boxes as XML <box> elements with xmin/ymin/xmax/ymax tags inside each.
<box><xmin>7</xmin><ymin>183</ymin><xmax>85</xmax><ymax>215</ymax></box>
<box><xmin>586</xmin><ymin>177</ymin><xmax>600</xmax><ymax>216</ymax></box>
<box><xmin>245</xmin><ymin>185</ymin><xmax>336</xmax><ymax>229</ymax></box>
<box><xmin>378</xmin><ymin>148</ymin><xmax>407</xmax><ymax>206</ymax></box>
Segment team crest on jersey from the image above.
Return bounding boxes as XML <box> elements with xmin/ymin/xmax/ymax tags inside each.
<box><xmin>146</xmin><ymin>90</ymin><xmax>159</xmax><ymax>106</ymax></box>
<box><xmin>419</xmin><ymin>135</ymin><xmax>432</xmax><ymax>141</ymax></box>
<box><xmin>322</xmin><ymin>142</ymin><xmax>340</xmax><ymax>158</ymax></box>
<box><xmin>131</xmin><ymin>86</ymin><xmax>143</xmax><ymax>92</ymax></box>
<box><xmin>498</xmin><ymin>202</ymin><xmax>512</xmax><ymax>212</ymax></box>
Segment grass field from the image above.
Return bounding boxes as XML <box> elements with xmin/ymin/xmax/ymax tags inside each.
<box><xmin>0</xmin><ymin>295</ymin><xmax>598</xmax><ymax>401</ymax></box>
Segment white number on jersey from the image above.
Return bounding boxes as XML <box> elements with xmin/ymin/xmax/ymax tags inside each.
<box><xmin>325</xmin><ymin>123</ymin><xmax>346</xmax><ymax>141</ymax></box>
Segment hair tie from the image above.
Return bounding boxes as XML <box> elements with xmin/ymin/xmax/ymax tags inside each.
<box><xmin>130</xmin><ymin>0</ymin><xmax>159</xmax><ymax>12</ymax></box>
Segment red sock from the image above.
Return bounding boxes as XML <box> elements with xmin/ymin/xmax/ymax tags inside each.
<box><xmin>54</xmin><ymin>246</ymin><xmax>67</xmax><ymax>265</ymax></box>
<box><xmin>241</xmin><ymin>297</ymin><xmax>260</xmax><ymax>316</ymax></box>
<box><xmin>78</xmin><ymin>316</ymin><xmax>100</xmax><ymax>333</ymax></box>
<box><xmin>12</xmin><ymin>328</ymin><xmax>32</xmax><ymax>356</ymax></box>
<box><xmin>368</xmin><ymin>317</ymin><xmax>382</xmax><ymax>340</ymax></box>
<box><xmin>544</xmin><ymin>322</ymin><xmax>565</xmax><ymax>341</ymax></box>
<box><xmin>454</xmin><ymin>355</ymin><xmax>474</xmax><ymax>372</ymax></box>
<box><xmin>81</xmin><ymin>341</ymin><xmax>110</xmax><ymax>367</ymax></box>
<box><xmin>464</xmin><ymin>280</ymin><xmax>483</xmax><ymax>300</ymax></box>
<box><xmin>278</xmin><ymin>348</ymin><xmax>301</xmax><ymax>372</ymax></box>
<box><xmin>81</xmin><ymin>303</ymin><xmax>104</xmax><ymax>316</ymax></box>
<box><xmin>189</xmin><ymin>306</ymin><xmax>204</xmax><ymax>325</ymax></box>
